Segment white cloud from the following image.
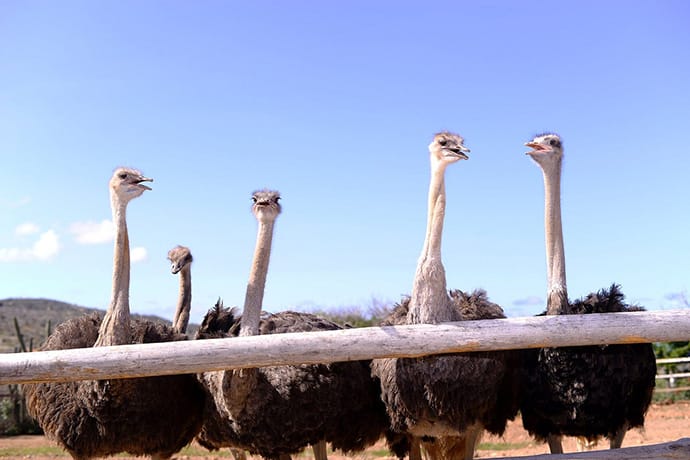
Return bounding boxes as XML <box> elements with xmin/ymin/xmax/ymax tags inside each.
<box><xmin>0</xmin><ymin>247</ymin><xmax>23</xmax><ymax>262</ymax></box>
<box><xmin>131</xmin><ymin>246</ymin><xmax>148</xmax><ymax>263</ymax></box>
<box><xmin>0</xmin><ymin>230</ymin><xmax>61</xmax><ymax>262</ymax></box>
<box><xmin>33</xmin><ymin>230</ymin><xmax>60</xmax><ymax>260</ymax></box>
<box><xmin>70</xmin><ymin>220</ymin><xmax>114</xmax><ymax>244</ymax></box>
<box><xmin>15</xmin><ymin>222</ymin><xmax>41</xmax><ymax>236</ymax></box>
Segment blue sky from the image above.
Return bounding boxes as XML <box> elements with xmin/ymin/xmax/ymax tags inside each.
<box><xmin>1</xmin><ymin>1</ymin><xmax>689</xmax><ymax>325</ymax></box>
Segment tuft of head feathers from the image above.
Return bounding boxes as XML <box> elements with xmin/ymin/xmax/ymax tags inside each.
<box><xmin>196</xmin><ymin>299</ymin><xmax>241</xmax><ymax>339</ymax></box>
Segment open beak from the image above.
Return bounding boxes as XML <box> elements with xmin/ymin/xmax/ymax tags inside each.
<box><xmin>134</xmin><ymin>176</ymin><xmax>153</xmax><ymax>191</ymax></box>
<box><xmin>525</xmin><ymin>142</ymin><xmax>546</xmax><ymax>155</ymax></box>
<box><xmin>449</xmin><ymin>145</ymin><xmax>470</xmax><ymax>160</ymax></box>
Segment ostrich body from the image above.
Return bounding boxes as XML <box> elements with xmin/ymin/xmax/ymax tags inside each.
<box><xmin>371</xmin><ymin>133</ymin><xmax>522</xmax><ymax>460</ymax></box>
<box><xmin>168</xmin><ymin>245</ymin><xmax>193</xmax><ymax>334</ymax></box>
<box><xmin>24</xmin><ymin>168</ymin><xmax>205</xmax><ymax>459</ymax></box>
<box><xmin>520</xmin><ymin>133</ymin><xmax>656</xmax><ymax>453</ymax></box>
<box><xmin>196</xmin><ymin>190</ymin><xmax>387</xmax><ymax>460</ymax></box>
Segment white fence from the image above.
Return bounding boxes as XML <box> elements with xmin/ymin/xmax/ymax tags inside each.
<box><xmin>655</xmin><ymin>356</ymin><xmax>690</xmax><ymax>394</ymax></box>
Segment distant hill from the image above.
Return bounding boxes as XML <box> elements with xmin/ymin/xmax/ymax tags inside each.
<box><xmin>0</xmin><ymin>298</ymin><xmax>195</xmax><ymax>353</ymax></box>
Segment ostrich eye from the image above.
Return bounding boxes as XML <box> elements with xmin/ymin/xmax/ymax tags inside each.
<box><xmin>252</xmin><ymin>197</ymin><xmax>258</xmax><ymax>203</ymax></box>
<box><xmin>549</xmin><ymin>138</ymin><xmax>559</xmax><ymax>147</ymax></box>
<box><xmin>118</xmin><ymin>173</ymin><xmax>127</xmax><ymax>179</ymax></box>
<box><xmin>438</xmin><ymin>139</ymin><xmax>447</xmax><ymax>147</ymax></box>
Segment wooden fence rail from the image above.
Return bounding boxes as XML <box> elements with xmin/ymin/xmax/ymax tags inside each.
<box><xmin>655</xmin><ymin>355</ymin><xmax>690</xmax><ymax>393</ymax></box>
<box><xmin>1</xmin><ymin>310</ymin><xmax>689</xmax><ymax>385</ymax></box>
<box><xmin>501</xmin><ymin>438</ymin><xmax>690</xmax><ymax>460</ymax></box>
<box><xmin>656</xmin><ymin>357</ymin><xmax>690</xmax><ymax>364</ymax></box>
<box><xmin>656</xmin><ymin>372</ymin><xmax>690</xmax><ymax>380</ymax></box>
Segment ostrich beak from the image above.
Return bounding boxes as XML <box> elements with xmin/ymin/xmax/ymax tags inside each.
<box><xmin>448</xmin><ymin>145</ymin><xmax>470</xmax><ymax>160</ymax></box>
<box><xmin>134</xmin><ymin>176</ymin><xmax>153</xmax><ymax>191</ymax></box>
<box><xmin>525</xmin><ymin>142</ymin><xmax>546</xmax><ymax>155</ymax></box>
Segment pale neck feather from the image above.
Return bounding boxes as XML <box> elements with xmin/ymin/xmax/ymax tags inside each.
<box><xmin>407</xmin><ymin>160</ymin><xmax>457</xmax><ymax>324</ymax></box>
<box><xmin>421</xmin><ymin>161</ymin><xmax>447</xmax><ymax>259</ymax></box>
<box><xmin>239</xmin><ymin>219</ymin><xmax>275</xmax><ymax>336</ymax></box>
<box><xmin>542</xmin><ymin>160</ymin><xmax>569</xmax><ymax>315</ymax></box>
<box><xmin>227</xmin><ymin>217</ymin><xmax>275</xmax><ymax>412</ymax></box>
<box><xmin>173</xmin><ymin>265</ymin><xmax>191</xmax><ymax>334</ymax></box>
<box><xmin>95</xmin><ymin>198</ymin><xmax>132</xmax><ymax>347</ymax></box>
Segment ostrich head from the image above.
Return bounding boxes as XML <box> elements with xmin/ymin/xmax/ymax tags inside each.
<box><xmin>428</xmin><ymin>131</ymin><xmax>470</xmax><ymax>167</ymax></box>
<box><xmin>525</xmin><ymin>133</ymin><xmax>563</xmax><ymax>169</ymax></box>
<box><xmin>109</xmin><ymin>167</ymin><xmax>153</xmax><ymax>203</ymax></box>
<box><xmin>252</xmin><ymin>189</ymin><xmax>282</xmax><ymax>224</ymax></box>
<box><xmin>167</xmin><ymin>245</ymin><xmax>193</xmax><ymax>274</ymax></box>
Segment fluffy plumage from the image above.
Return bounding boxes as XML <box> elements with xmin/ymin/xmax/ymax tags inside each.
<box><xmin>195</xmin><ymin>302</ymin><xmax>389</xmax><ymax>459</ymax></box>
<box><xmin>24</xmin><ymin>314</ymin><xmax>205</xmax><ymax>459</ymax></box>
<box><xmin>196</xmin><ymin>299</ymin><xmax>241</xmax><ymax>339</ymax></box>
<box><xmin>520</xmin><ymin>284</ymin><xmax>656</xmax><ymax>444</ymax></box>
<box><xmin>373</xmin><ymin>290</ymin><xmax>524</xmax><ymax>456</ymax></box>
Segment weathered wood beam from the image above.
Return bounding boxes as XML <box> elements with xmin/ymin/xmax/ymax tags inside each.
<box><xmin>1</xmin><ymin>310</ymin><xmax>688</xmax><ymax>385</ymax></box>
<box><xmin>493</xmin><ymin>437</ymin><xmax>690</xmax><ymax>460</ymax></box>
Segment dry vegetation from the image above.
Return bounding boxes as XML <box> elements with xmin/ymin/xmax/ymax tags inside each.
<box><xmin>0</xmin><ymin>298</ymin><xmax>178</xmax><ymax>353</ymax></box>
<box><xmin>0</xmin><ymin>402</ymin><xmax>689</xmax><ymax>459</ymax></box>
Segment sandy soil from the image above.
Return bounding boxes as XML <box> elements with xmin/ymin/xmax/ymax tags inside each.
<box><xmin>0</xmin><ymin>402</ymin><xmax>688</xmax><ymax>459</ymax></box>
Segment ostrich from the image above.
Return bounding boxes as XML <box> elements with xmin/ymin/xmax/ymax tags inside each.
<box><xmin>166</xmin><ymin>246</ymin><xmax>249</xmax><ymax>460</ymax></box>
<box><xmin>24</xmin><ymin>168</ymin><xmax>205</xmax><ymax>459</ymax></box>
<box><xmin>196</xmin><ymin>190</ymin><xmax>388</xmax><ymax>460</ymax></box>
<box><xmin>520</xmin><ymin>133</ymin><xmax>657</xmax><ymax>453</ymax></box>
<box><xmin>167</xmin><ymin>245</ymin><xmax>193</xmax><ymax>334</ymax></box>
<box><xmin>371</xmin><ymin>132</ymin><xmax>523</xmax><ymax>460</ymax></box>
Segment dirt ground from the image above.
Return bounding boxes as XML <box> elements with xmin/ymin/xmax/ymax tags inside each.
<box><xmin>1</xmin><ymin>402</ymin><xmax>688</xmax><ymax>459</ymax></box>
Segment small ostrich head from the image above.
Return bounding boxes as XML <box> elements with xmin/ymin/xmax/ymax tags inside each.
<box><xmin>109</xmin><ymin>167</ymin><xmax>153</xmax><ymax>203</ymax></box>
<box><xmin>428</xmin><ymin>131</ymin><xmax>470</xmax><ymax>167</ymax></box>
<box><xmin>251</xmin><ymin>189</ymin><xmax>281</xmax><ymax>223</ymax></box>
<box><xmin>525</xmin><ymin>133</ymin><xmax>563</xmax><ymax>169</ymax></box>
<box><xmin>167</xmin><ymin>245</ymin><xmax>193</xmax><ymax>274</ymax></box>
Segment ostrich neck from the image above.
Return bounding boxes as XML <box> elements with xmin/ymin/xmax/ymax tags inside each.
<box><xmin>239</xmin><ymin>219</ymin><xmax>275</xmax><ymax>336</ymax></box>
<box><xmin>407</xmin><ymin>162</ymin><xmax>456</xmax><ymax>324</ymax></box>
<box><xmin>173</xmin><ymin>266</ymin><xmax>191</xmax><ymax>334</ymax></box>
<box><xmin>542</xmin><ymin>161</ymin><xmax>569</xmax><ymax>315</ymax></box>
<box><xmin>226</xmin><ymin>218</ymin><xmax>275</xmax><ymax>416</ymax></box>
<box><xmin>95</xmin><ymin>199</ymin><xmax>132</xmax><ymax>347</ymax></box>
<box><xmin>422</xmin><ymin>164</ymin><xmax>446</xmax><ymax>259</ymax></box>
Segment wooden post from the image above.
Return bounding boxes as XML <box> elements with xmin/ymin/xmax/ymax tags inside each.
<box><xmin>13</xmin><ymin>318</ymin><xmax>27</xmax><ymax>353</ymax></box>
